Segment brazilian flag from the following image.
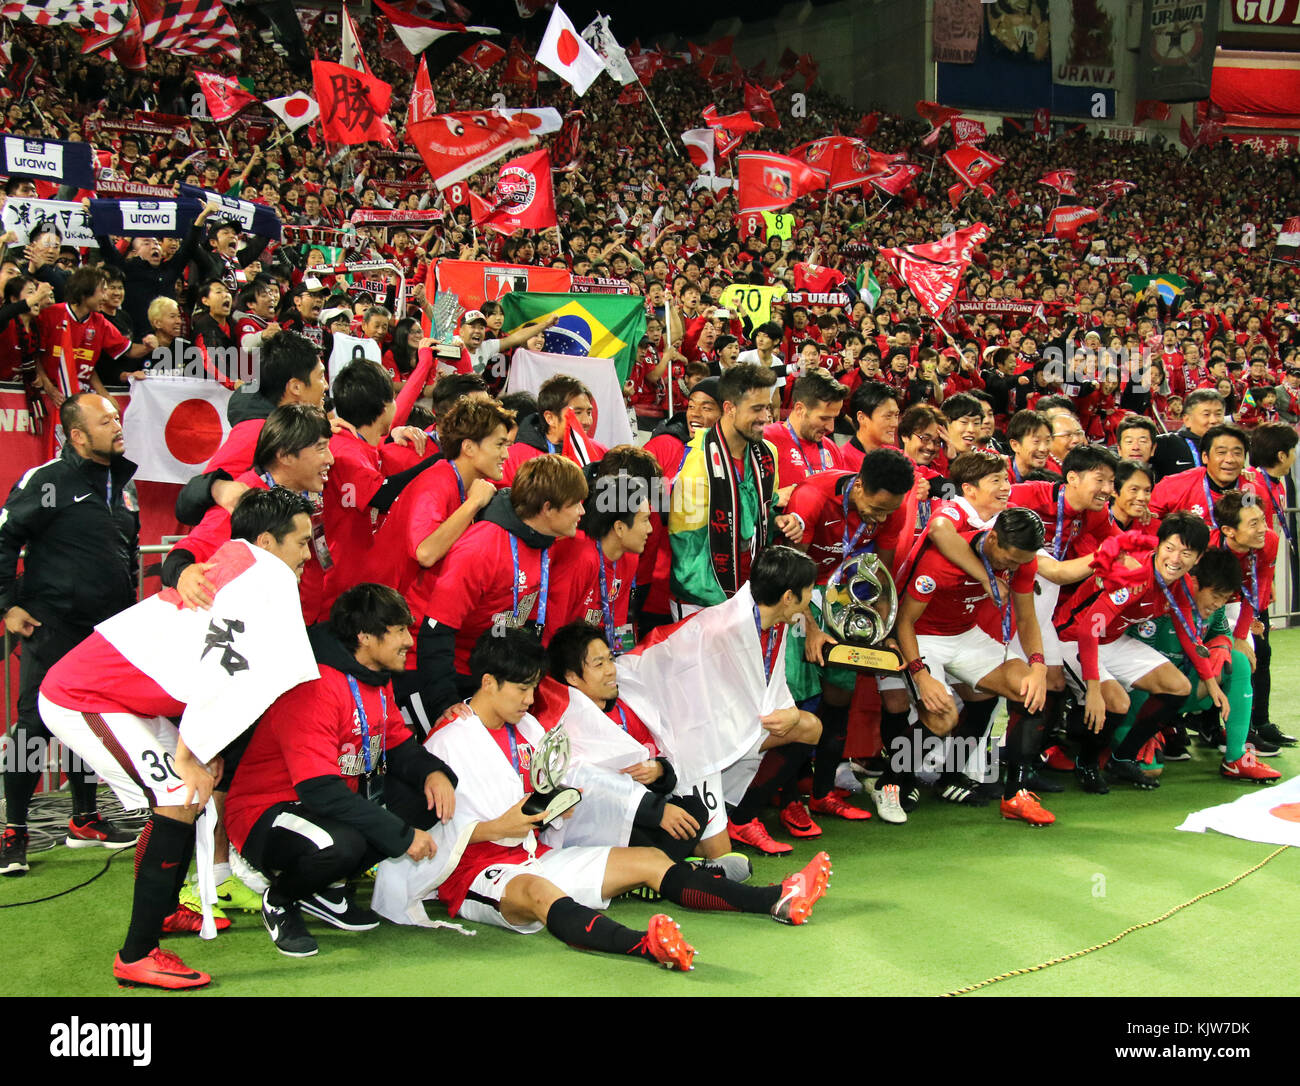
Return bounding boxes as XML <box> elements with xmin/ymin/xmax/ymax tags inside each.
<box><xmin>500</xmin><ymin>292</ymin><xmax>646</xmax><ymax>383</ymax></box>
<box><xmin>1127</xmin><ymin>273</ymin><xmax>1188</xmax><ymax>306</ymax></box>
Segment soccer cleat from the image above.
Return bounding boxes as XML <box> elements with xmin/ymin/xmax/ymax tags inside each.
<box><xmin>772</xmin><ymin>850</ymin><xmax>832</xmax><ymax>925</ymax></box>
<box><xmin>1106</xmin><ymin>756</ymin><xmax>1160</xmax><ymax>789</ymax></box>
<box><xmin>1244</xmin><ymin>731</ymin><xmax>1281</xmax><ymax>757</ymax></box>
<box><xmin>834</xmin><ymin>761</ymin><xmax>864</xmax><ymax>793</ymax></box>
<box><xmin>113</xmin><ymin>948</ymin><xmax>210</xmax><ymax>990</ymax></box>
<box><xmin>865</xmin><ymin>779</ymin><xmax>907</xmax><ymax>824</ymax></box>
<box><xmin>300</xmin><ymin>885</ymin><xmax>381</xmax><ymax>932</ymax></box>
<box><xmin>1074</xmin><ymin>761</ymin><xmax>1110</xmax><ymax>795</ymax></box>
<box><xmin>217</xmin><ymin>875</ymin><xmax>265</xmax><ymax>912</ymax></box>
<box><xmin>727</xmin><ymin>817</ymin><xmax>793</xmax><ymax>855</ymax></box>
<box><xmin>1000</xmin><ymin>790</ymin><xmax>1055</xmax><ymax>826</ymax></box>
<box><xmin>641</xmin><ymin>913</ymin><xmax>695</xmax><ymax>971</ymax></box>
<box><xmin>1</xmin><ymin>827</ymin><xmax>29</xmax><ymax>877</ymax></box>
<box><xmin>1159</xmin><ymin>728</ymin><xmax>1191</xmax><ymax>762</ymax></box>
<box><xmin>779</xmin><ymin>800</ymin><xmax>823</xmax><ymax>838</ymax></box>
<box><xmin>65</xmin><ymin>814</ymin><xmax>139</xmax><ymax>850</ymax></box>
<box><xmin>1255</xmin><ymin>721</ymin><xmax>1297</xmax><ymax>748</ymax></box>
<box><xmin>900</xmin><ymin>783</ymin><xmax>923</xmax><ymax>812</ymax></box>
<box><xmin>1042</xmin><ymin>745</ymin><xmax>1076</xmax><ymax>772</ymax></box>
<box><xmin>161</xmin><ymin>904</ymin><xmax>231</xmax><ymax>934</ymax></box>
<box><xmin>1023</xmin><ymin>769</ymin><xmax>1064</xmax><ymax>794</ymax></box>
<box><xmin>935</xmin><ymin>772</ymin><xmax>989</xmax><ymax>807</ymax></box>
<box><xmin>693</xmin><ymin>851</ymin><xmax>752</xmax><ymax>883</ymax></box>
<box><xmin>809</xmin><ymin>792</ymin><xmax>872</xmax><ymax>820</ymax></box>
<box><xmin>1135</xmin><ymin>735</ymin><xmax>1165</xmax><ymax>778</ymax></box>
<box><xmin>850</xmin><ymin>756</ymin><xmax>885</xmax><ymax>779</ymax></box>
<box><xmin>1221</xmin><ymin>749</ymin><xmax>1282</xmax><ymax>783</ymax></box>
<box><xmin>261</xmin><ymin>890</ymin><xmax>318</xmax><ymax>957</ymax></box>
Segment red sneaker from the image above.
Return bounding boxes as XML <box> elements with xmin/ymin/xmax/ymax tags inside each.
<box><xmin>778</xmin><ymin>800</ymin><xmax>823</xmax><ymax>838</ymax></box>
<box><xmin>1000</xmin><ymin>790</ymin><xmax>1055</xmax><ymax>827</ymax></box>
<box><xmin>727</xmin><ymin>817</ymin><xmax>794</xmax><ymax>855</ymax></box>
<box><xmin>161</xmin><ymin>905</ymin><xmax>230</xmax><ymax>934</ymax></box>
<box><xmin>113</xmin><ymin>948</ymin><xmax>211</xmax><ymax>990</ymax></box>
<box><xmin>1221</xmin><ymin>749</ymin><xmax>1282</xmax><ymax>783</ymax></box>
<box><xmin>772</xmin><ymin>850</ymin><xmax>833</xmax><ymax>925</ymax></box>
<box><xmin>640</xmin><ymin>914</ymin><xmax>695</xmax><ymax>971</ymax></box>
<box><xmin>809</xmin><ymin>792</ymin><xmax>872</xmax><ymax>821</ymax></box>
<box><xmin>1043</xmin><ymin>745</ymin><xmax>1075</xmax><ymax>772</ymax></box>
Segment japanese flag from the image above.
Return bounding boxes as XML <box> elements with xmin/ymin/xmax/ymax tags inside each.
<box><xmin>123</xmin><ymin>375</ymin><xmax>233</xmax><ymax>484</ymax></box>
<box><xmin>536</xmin><ymin>5</ymin><xmax>605</xmax><ymax>96</ymax></box>
<box><xmin>681</xmin><ymin>128</ymin><xmax>716</xmax><ymax>174</ymax></box>
<box><xmin>264</xmin><ymin>92</ymin><xmax>319</xmax><ymax>133</ymax></box>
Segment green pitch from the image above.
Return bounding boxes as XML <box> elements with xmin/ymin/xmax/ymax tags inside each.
<box><xmin>5</xmin><ymin>631</ymin><xmax>1300</xmax><ymax>998</ymax></box>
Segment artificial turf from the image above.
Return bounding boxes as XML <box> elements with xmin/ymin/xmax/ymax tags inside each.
<box><xmin>4</xmin><ymin>631</ymin><xmax>1299</xmax><ymax>998</ymax></box>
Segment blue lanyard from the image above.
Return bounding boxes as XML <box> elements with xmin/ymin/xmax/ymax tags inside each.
<box><xmin>613</xmin><ymin>703</ymin><xmax>629</xmax><ymax>733</ymax></box>
<box><xmin>1153</xmin><ymin>568</ymin><xmax>1209</xmax><ymax>658</ymax></box>
<box><xmin>106</xmin><ymin>474</ymin><xmax>113</xmax><ymax>507</ymax></box>
<box><xmin>595</xmin><ymin>539</ymin><xmax>618</xmax><ymax>653</ymax></box>
<box><xmin>842</xmin><ymin>482</ymin><xmax>869</xmax><ymax>558</ymax></box>
<box><xmin>786</xmin><ymin>423</ymin><xmax>830</xmax><ymax>474</ymax></box>
<box><xmin>345</xmin><ymin>674</ymin><xmax>387</xmax><ymax>776</ymax></box>
<box><xmin>1184</xmin><ymin>434</ymin><xmax>1202</xmax><ymax>468</ymax></box>
<box><xmin>546</xmin><ymin>439</ymin><xmax>560</xmax><ymax>454</ymax></box>
<box><xmin>978</xmin><ymin>532</ymin><xmax>1012</xmax><ymax>644</ymax></box>
<box><xmin>753</xmin><ymin>604</ymin><xmax>779</xmax><ymax>682</ymax></box>
<box><xmin>451</xmin><ymin>462</ymin><xmax>466</xmax><ymax>504</ymax></box>
<box><xmin>1010</xmin><ymin>458</ymin><xmax>1023</xmax><ymax>483</ymax></box>
<box><xmin>503</xmin><ymin>723</ymin><xmax>522</xmax><ymax>775</ymax></box>
<box><xmin>1053</xmin><ymin>487</ymin><xmax>1075</xmax><ymax>561</ymax></box>
<box><xmin>509</xmin><ymin>534</ymin><xmax>550</xmax><ymax>629</ymax></box>
<box><xmin>1201</xmin><ymin>473</ymin><xmax>1229</xmax><ymax>530</ymax></box>
<box><xmin>1243</xmin><ymin>551</ymin><xmax>1260</xmax><ymax>613</ymax></box>
<box><xmin>1262</xmin><ymin>475</ymin><xmax>1291</xmax><ymax>541</ymax></box>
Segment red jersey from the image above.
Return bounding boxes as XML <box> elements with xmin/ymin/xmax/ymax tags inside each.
<box><xmin>1209</xmin><ymin>529</ymin><xmax>1279</xmax><ymax>638</ymax></box>
<box><xmin>906</xmin><ymin>528</ymin><xmax>1036</xmax><ymax>638</ymax></box>
<box><xmin>175</xmin><ymin>472</ymin><xmax>327</xmax><ymax>624</ymax></box>
<box><xmin>1008</xmin><ymin>480</ymin><xmax>1116</xmax><ymax>559</ymax></box>
<box><xmin>39</xmin><ymin>304</ymin><xmax>131</xmax><ymax>395</ymax></box>
<box><xmin>1149</xmin><ymin>467</ymin><xmax>1269</xmax><ymax>528</ymax></box>
<box><xmin>545</xmin><ymin>532</ymin><xmax>639</xmax><ymax>650</ymax></box>
<box><xmin>205</xmin><ymin>417</ymin><xmax>264</xmax><ymax>474</ymax></box>
<box><xmin>762</xmin><ymin>421</ymin><xmax>843</xmax><ymax>485</ymax></box>
<box><xmin>786</xmin><ymin>469</ymin><xmax>909</xmax><ymax>583</ymax></box>
<box><xmin>224</xmin><ymin>664</ymin><xmax>412</xmax><ymax>851</ymax></box>
<box><xmin>320</xmin><ymin>430</ymin><xmax>386</xmax><ymax>614</ymax></box>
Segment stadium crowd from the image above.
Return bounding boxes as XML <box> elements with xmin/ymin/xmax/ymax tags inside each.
<box><xmin>1</xmin><ymin>7</ymin><xmax>1298</xmax><ymax>990</ymax></box>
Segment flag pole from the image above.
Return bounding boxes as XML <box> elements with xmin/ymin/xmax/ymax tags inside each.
<box><xmin>641</xmin><ymin>84</ymin><xmax>679</xmax><ymax>156</ymax></box>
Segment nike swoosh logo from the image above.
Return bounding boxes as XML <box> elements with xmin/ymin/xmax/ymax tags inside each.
<box><xmin>161</xmin><ymin>861</ymin><xmax>179</xmax><ymax>869</ymax></box>
<box><xmin>74</xmin><ymin>494</ymin><xmax>92</xmax><ymax>503</ymax></box>
<box><xmin>585</xmin><ymin>916</ymin><xmax>597</xmax><ymax>934</ymax></box>
<box><xmin>165</xmin><ymin>784</ymin><xmax>185</xmax><ymax>794</ymax></box>
<box><xmin>313</xmin><ymin>896</ymin><xmax>349</xmax><ymax>915</ymax></box>
<box><xmin>267</xmin><ymin>923</ymin><xmax>280</xmax><ymax>940</ymax></box>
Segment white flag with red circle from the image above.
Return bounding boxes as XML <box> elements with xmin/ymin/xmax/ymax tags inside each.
<box><xmin>536</xmin><ymin>4</ymin><xmax>606</xmax><ymax>96</ymax></box>
<box><xmin>264</xmin><ymin>92</ymin><xmax>320</xmax><ymax>132</ymax></box>
<box><xmin>123</xmin><ymin>375</ymin><xmax>233</xmax><ymax>484</ymax></box>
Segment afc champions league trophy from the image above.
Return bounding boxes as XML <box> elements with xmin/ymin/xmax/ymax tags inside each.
<box><xmin>429</xmin><ymin>291</ymin><xmax>468</xmax><ymax>361</ymax></box>
<box><xmin>822</xmin><ymin>552</ymin><xmax>904</xmax><ymax>673</ymax></box>
<box><xmin>522</xmin><ymin>726</ymin><xmax>582</xmax><ymax>826</ymax></box>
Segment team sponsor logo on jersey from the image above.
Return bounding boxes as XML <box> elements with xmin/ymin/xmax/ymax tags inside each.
<box><xmin>914</xmin><ymin>575</ymin><xmax>936</xmax><ymax>595</ymax></box>
<box><xmin>1138</xmin><ymin>619</ymin><xmax>1157</xmax><ymax>638</ymax></box>
<box><xmin>1109</xmin><ymin>588</ymin><xmax>1130</xmax><ymax>605</ymax></box>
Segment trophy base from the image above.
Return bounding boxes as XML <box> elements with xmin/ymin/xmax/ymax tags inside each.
<box><xmin>433</xmin><ymin>344</ymin><xmax>463</xmax><ymax>360</ymax></box>
<box><xmin>826</xmin><ymin>644</ymin><xmax>904</xmax><ymax>673</ymax></box>
<box><xmin>524</xmin><ymin>787</ymin><xmax>582</xmax><ymax>827</ymax></box>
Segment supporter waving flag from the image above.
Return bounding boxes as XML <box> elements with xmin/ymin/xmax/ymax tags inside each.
<box><xmin>737</xmin><ymin>150</ymin><xmax>825</xmax><ymax>213</ymax></box>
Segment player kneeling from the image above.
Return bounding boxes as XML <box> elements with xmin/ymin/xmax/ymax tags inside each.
<box><xmin>425</xmin><ymin>627</ymin><xmax>832</xmax><ymax>971</ymax></box>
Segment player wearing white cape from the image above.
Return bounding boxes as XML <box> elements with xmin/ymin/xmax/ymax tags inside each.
<box><xmin>38</xmin><ymin>489</ymin><xmax>320</xmax><ymax>991</ymax></box>
<box><xmin>616</xmin><ymin>545</ymin><xmax>824</xmax><ymax>860</ymax></box>
<box><xmin>383</xmin><ymin>627</ymin><xmax>832</xmax><ymax>972</ymax></box>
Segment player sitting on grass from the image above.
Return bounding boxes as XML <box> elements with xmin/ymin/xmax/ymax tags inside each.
<box><xmin>423</xmin><ymin>626</ymin><xmax>833</xmax><ymax>971</ymax></box>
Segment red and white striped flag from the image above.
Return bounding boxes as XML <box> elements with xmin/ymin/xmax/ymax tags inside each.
<box><xmin>139</xmin><ymin>0</ymin><xmax>240</xmax><ymax>62</ymax></box>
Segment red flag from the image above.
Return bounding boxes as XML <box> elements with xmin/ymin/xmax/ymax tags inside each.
<box><xmin>407</xmin><ymin>110</ymin><xmax>534</xmax><ymax>189</ymax></box>
<box><xmin>1046</xmin><ymin>205</ymin><xmax>1100</xmax><ymax>240</ymax></box>
<box><xmin>311</xmin><ymin>60</ymin><xmax>396</xmax><ymax>146</ymax></box>
<box><xmin>735</xmin><ymin>212</ymin><xmax>766</xmax><ymax>241</ymax></box>
<box><xmin>560</xmin><ymin>406</ymin><xmax>600</xmax><ymax>466</ymax></box>
<box><xmin>793</xmin><ymin>262</ymin><xmax>845</xmax><ymax>292</ymax></box>
<box><xmin>855</xmin><ymin>112</ymin><xmax>879</xmax><ymax>139</ymax></box>
<box><xmin>951</xmin><ymin>117</ymin><xmax>987</xmax><ymax>145</ymax></box>
<box><xmin>944</xmin><ymin>144</ymin><xmax>1004</xmax><ymax>190</ymax></box>
<box><xmin>460</xmin><ymin>40</ymin><xmax>507</xmax><ymax>73</ymax></box>
<box><xmin>791</xmin><ymin>137</ymin><xmax>892</xmax><ymax>193</ymax></box>
<box><xmin>502</xmin><ymin>36</ymin><xmax>538</xmax><ymax>89</ymax></box>
<box><xmin>795</xmin><ymin>53</ymin><xmax>818</xmax><ymax>90</ymax></box>
<box><xmin>879</xmin><ymin>223</ymin><xmax>989</xmax><ymax>318</ymax></box>
<box><xmin>1006</xmin><ymin>190</ymin><xmax>1021</xmax><ymax>209</ymax></box>
<box><xmin>702</xmin><ymin>105</ymin><xmax>761</xmax><ymax>158</ymax></box>
<box><xmin>1180</xmin><ymin>115</ymin><xmax>1196</xmax><ymax>150</ymax></box>
<box><xmin>1134</xmin><ymin>99</ymin><xmax>1170</xmax><ymax>124</ymax></box>
<box><xmin>737</xmin><ymin>151</ymin><xmax>824</xmax><ymax>213</ymax></box>
<box><xmin>617</xmin><ymin>83</ymin><xmax>645</xmax><ymax>106</ymax></box>
<box><xmin>778</xmin><ymin>47</ymin><xmax>799</xmax><ymax>73</ymax></box>
<box><xmin>916</xmin><ymin>100</ymin><xmax>962</xmax><ymax>128</ymax></box>
<box><xmin>195</xmin><ymin>70</ymin><xmax>256</xmax><ymax>122</ymax></box>
<box><xmin>407</xmin><ymin>55</ymin><xmax>436</xmax><ymax>127</ymax></box>
<box><xmin>743</xmin><ymin>82</ymin><xmax>781</xmax><ymax>129</ymax></box>
<box><xmin>1033</xmin><ymin>107</ymin><xmax>1051</xmax><ymax>138</ymax></box>
<box><xmin>1038</xmin><ymin>169</ymin><xmax>1078</xmax><ymax>196</ymax></box>
<box><xmin>553</xmin><ymin>110</ymin><xmax>583</xmax><ymax>171</ymax></box>
<box><xmin>1096</xmin><ymin>179</ymin><xmax>1136</xmax><ymax>201</ymax></box>
<box><xmin>872</xmin><ymin>163</ymin><xmax>923</xmax><ymax>196</ymax></box>
<box><xmin>920</xmin><ymin>125</ymin><xmax>944</xmax><ymax>150</ymax></box>
<box><xmin>471</xmin><ymin>149</ymin><xmax>557</xmax><ymax>234</ymax></box>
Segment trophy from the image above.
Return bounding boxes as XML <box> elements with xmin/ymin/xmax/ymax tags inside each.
<box><xmin>822</xmin><ymin>552</ymin><xmax>904</xmax><ymax>673</ymax></box>
<box><xmin>523</xmin><ymin>726</ymin><xmax>582</xmax><ymax>826</ymax></box>
<box><xmin>428</xmin><ymin>291</ymin><xmax>467</xmax><ymax>360</ymax></box>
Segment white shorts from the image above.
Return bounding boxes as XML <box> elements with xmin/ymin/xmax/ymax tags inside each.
<box><xmin>1058</xmin><ymin>638</ymin><xmax>1170</xmax><ymax>696</ymax></box>
<box><xmin>1008</xmin><ymin>571</ymin><xmax>1062</xmax><ymax>666</ymax></box>
<box><xmin>456</xmin><ymin>845</ymin><xmax>613</xmax><ymax>934</ymax></box>
<box><xmin>678</xmin><ymin>733</ymin><xmax>766</xmax><ymax>839</ymax></box>
<box><xmin>38</xmin><ymin>694</ymin><xmax>181</xmax><ymax>810</ymax></box>
<box><xmin>878</xmin><ymin>627</ymin><xmax>1017</xmax><ymax>696</ymax></box>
